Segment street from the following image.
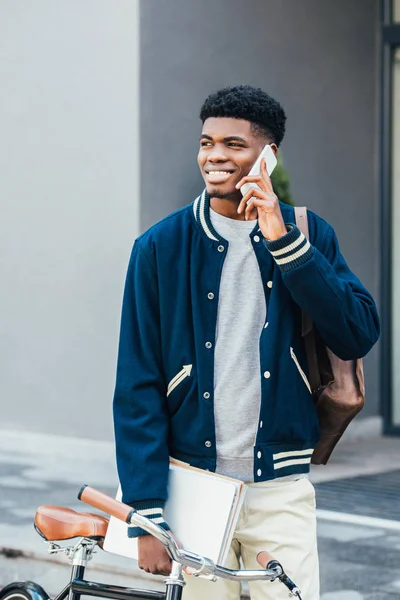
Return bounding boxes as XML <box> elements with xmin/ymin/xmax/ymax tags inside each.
<box><xmin>318</xmin><ymin>516</ymin><xmax>400</xmax><ymax>598</ymax></box>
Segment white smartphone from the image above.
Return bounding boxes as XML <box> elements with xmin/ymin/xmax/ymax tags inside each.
<box><xmin>240</xmin><ymin>144</ymin><xmax>277</xmax><ymax>198</ymax></box>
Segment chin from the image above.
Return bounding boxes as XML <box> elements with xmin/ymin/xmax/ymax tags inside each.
<box><xmin>206</xmin><ymin>184</ymin><xmax>238</xmax><ymax>200</ymax></box>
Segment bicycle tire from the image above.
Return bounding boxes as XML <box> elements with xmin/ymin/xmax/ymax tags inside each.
<box><xmin>0</xmin><ymin>582</ymin><xmax>50</xmax><ymax>600</ymax></box>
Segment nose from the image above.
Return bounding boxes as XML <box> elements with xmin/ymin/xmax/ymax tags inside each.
<box><xmin>207</xmin><ymin>145</ymin><xmax>228</xmax><ymax>162</ymax></box>
<box><xmin>204</xmin><ymin>142</ymin><xmax>228</xmax><ymax>163</ymax></box>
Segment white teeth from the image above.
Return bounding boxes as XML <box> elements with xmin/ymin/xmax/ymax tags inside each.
<box><xmin>208</xmin><ymin>171</ymin><xmax>230</xmax><ymax>175</ymax></box>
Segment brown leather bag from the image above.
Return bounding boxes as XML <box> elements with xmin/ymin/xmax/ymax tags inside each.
<box><xmin>294</xmin><ymin>207</ymin><xmax>365</xmax><ymax>465</ymax></box>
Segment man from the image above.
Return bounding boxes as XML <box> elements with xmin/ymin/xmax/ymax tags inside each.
<box><xmin>113</xmin><ymin>85</ymin><xmax>379</xmax><ymax>599</ymax></box>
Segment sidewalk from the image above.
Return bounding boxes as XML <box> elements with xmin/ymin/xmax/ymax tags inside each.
<box><xmin>1</xmin><ymin>428</ymin><xmax>400</xmax><ymax>595</ymax></box>
<box><xmin>309</xmin><ymin>434</ymin><xmax>400</xmax><ymax>484</ymax></box>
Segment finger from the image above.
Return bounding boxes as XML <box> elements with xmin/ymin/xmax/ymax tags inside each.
<box><xmin>152</xmin><ymin>564</ymin><xmax>170</xmax><ymax>576</ymax></box>
<box><xmin>235</xmin><ymin>175</ymin><xmax>267</xmax><ymax>192</ymax></box>
<box><xmin>237</xmin><ymin>186</ymin><xmax>266</xmax><ymax>214</ymax></box>
<box><xmin>241</xmin><ymin>189</ymin><xmax>277</xmax><ymax>214</ymax></box>
<box><xmin>245</xmin><ymin>197</ymin><xmax>276</xmax><ymax>220</ymax></box>
<box><xmin>245</xmin><ymin>196</ymin><xmax>276</xmax><ymax>211</ymax></box>
<box><xmin>161</xmin><ymin>555</ymin><xmax>172</xmax><ymax>575</ymax></box>
<box><xmin>246</xmin><ymin>207</ymin><xmax>258</xmax><ymax>221</ymax></box>
<box><xmin>243</xmin><ymin>197</ymin><xmax>260</xmax><ymax>220</ymax></box>
<box><xmin>260</xmin><ymin>157</ymin><xmax>274</xmax><ymax>192</ymax></box>
<box><xmin>244</xmin><ymin>199</ymin><xmax>259</xmax><ymax>221</ymax></box>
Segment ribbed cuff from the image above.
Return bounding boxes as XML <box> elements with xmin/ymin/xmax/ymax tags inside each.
<box><xmin>126</xmin><ymin>499</ymin><xmax>170</xmax><ymax>538</ymax></box>
<box><xmin>263</xmin><ymin>224</ymin><xmax>314</xmax><ymax>272</ymax></box>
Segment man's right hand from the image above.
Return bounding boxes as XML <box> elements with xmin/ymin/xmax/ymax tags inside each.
<box><xmin>137</xmin><ymin>535</ymin><xmax>172</xmax><ymax>576</ymax></box>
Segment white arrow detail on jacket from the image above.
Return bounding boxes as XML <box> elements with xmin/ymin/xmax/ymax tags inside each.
<box><xmin>167</xmin><ymin>364</ymin><xmax>193</xmax><ymax>397</ymax></box>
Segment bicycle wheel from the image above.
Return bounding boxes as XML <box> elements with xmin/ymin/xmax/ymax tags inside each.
<box><xmin>0</xmin><ymin>582</ymin><xmax>50</xmax><ymax>600</ymax></box>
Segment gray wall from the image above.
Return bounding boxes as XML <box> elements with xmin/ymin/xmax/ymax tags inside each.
<box><xmin>0</xmin><ymin>1</ymin><xmax>140</xmax><ymax>439</ymax></box>
<box><xmin>140</xmin><ymin>0</ymin><xmax>381</xmax><ymax>418</ymax></box>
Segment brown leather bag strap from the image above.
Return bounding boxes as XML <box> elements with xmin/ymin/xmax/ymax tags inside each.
<box><xmin>294</xmin><ymin>206</ymin><xmax>310</xmax><ymax>242</ymax></box>
<box><xmin>294</xmin><ymin>207</ymin><xmax>313</xmax><ymax>337</ymax></box>
<box><xmin>294</xmin><ymin>207</ymin><xmax>321</xmax><ymax>392</ymax></box>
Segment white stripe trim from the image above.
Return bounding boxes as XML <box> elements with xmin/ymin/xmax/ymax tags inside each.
<box><xmin>273</xmin><ymin>457</ymin><xmax>311</xmax><ymax>470</ymax></box>
<box><xmin>273</xmin><ymin>448</ymin><xmax>314</xmax><ymax>461</ymax></box>
<box><xmin>199</xmin><ymin>190</ymin><xmax>219</xmax><ymax>241</ymax></box>
<box><xmin>269</xmin><ymin>232</ymin><xmax>305</xmax><ymax>257</ymax></box>
<box><xmin>168</xmin><ymin>366</ymin><xmax>188</xmax><ymax>389</ymax></box>
<box><xmin>193</xmin><ymin>196</ymin><xmax>200</xmax><ymax>220</ymax></box>
<box><xmin>152</xmin><ymin>516</ymin><xmax>166</xmax><ymax>524</ymax></box>
<box><xmin>275</xmin><ymin>241</ymin><xmax>311</xmax><ymax>265</ymax></box>
<box><xmin>290</xmin><ymin>347</ymin><xmax>312</xmax><ymax>394</ymax></box>
<box><xmin>167</xmin><ymin>372</ymin><xmax>187</xmax><ymax>397</ymax></box>
<box><xmin>138</xmin><ymin>508</ymin><xmax>163</xmax><ymax>517</ymax></box>
<box><xmin>167</xmin><ymin>376</ymin><xmax>185</xmax><ymax>396</ymax></box>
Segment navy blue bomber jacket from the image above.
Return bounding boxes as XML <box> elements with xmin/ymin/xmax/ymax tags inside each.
<box><xmin>113</xmin><ymin>190</ymin><xmax>379</xmax><ymax>535</ymax></box>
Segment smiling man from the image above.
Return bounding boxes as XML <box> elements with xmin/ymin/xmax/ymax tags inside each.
<box><xmin>113</xmin><ymin>85</ymin><xmax>380</xmax><ymax>600</ymax></box>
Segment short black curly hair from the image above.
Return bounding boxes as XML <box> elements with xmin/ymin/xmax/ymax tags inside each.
<box><xmin>200</xmin><ymin>85</ymin><xmax>286</xmax><ymax>147</ymax></box>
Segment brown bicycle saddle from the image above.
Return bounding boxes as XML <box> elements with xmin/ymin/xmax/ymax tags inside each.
<box><xmin>35</xmin><ymin>506</ymin><xmax>109</xmax><ymax>541</ymax></box>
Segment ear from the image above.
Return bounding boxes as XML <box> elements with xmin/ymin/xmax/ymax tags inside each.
<box><xmin>270</xmin><ymin>143</ymin><xmax>278</xmax><ymax>156</ymax></box>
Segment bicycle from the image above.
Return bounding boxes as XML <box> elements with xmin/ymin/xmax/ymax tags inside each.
<box><xmin>0</xmin><ymin>485</ymin><xmax>303</xmax><ymax>600</ymax></box>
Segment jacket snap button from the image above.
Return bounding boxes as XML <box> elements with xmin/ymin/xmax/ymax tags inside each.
<box><xmin>267</xmin><ymin>281</ymin><xmax>273</xmax><ymax>289</ymax></box>
<box><xmin>203</xmin><ymin>392</ymin><xmax>210</xmax><ymax>399</ymax></box>
<box><xmin>205</xmin><ymin>440</ymin><xmax>212</xmax><ymax>448</ymax></box>
<box><xmin>218</xmin><ymin>245</ymin><xmax>225</xmax><ymax>252</ymax></box>
<box><xmin>257</xmin><ymin>451</ymin><xmax>262</xmax><ymax>459</ymax></box>
<box><xmin>257</xmin><ymin>469</ymin><xmax>262</xmax><ymax>476</ymax></box>
<box><xmin>254</xmin><ymin>235</ymin><xmax>260</xmax><ymax>242</ymax></box>
<box><xmin>264</xmin><ymin>322</ymin><xmax>269</xmax><ymax>329</ymax></box>
<box><xmin>205</xmin><ymin>341</ymin><xmax>212</xmax><ymax>349</ymax></box>
<box><xmin>263</xmin><ymin>371</ymin><xmax>271</xmax><ymax>379</ymax></box>
<box><xmin>207</xmin><ymin>292</ymin><xmax>214</xmax><ymax>300</ymax></box>
<box><xmin>260</xmin><ymin>421</ymin><xmax>263</xmax><ymax>428</ymax></box>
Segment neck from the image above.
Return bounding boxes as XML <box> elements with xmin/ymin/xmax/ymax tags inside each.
<box><xmin>210</xmin><ymin>196</ymin><xmax>255</xmax><ymax>221</ymax></box>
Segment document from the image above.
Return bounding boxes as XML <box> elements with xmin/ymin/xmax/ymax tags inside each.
<box><xmin>103</xmin><ymin>459</ymin><xmax>246</xmax><ymax>565</ymax></box>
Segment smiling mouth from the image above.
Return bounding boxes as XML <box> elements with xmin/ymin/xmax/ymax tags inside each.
<box><xmin>205</xmin><ymin>170</ymin><xmax>234</xmax><ymax>183</ymax></box>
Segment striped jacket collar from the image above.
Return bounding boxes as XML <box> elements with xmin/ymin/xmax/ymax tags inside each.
<box><xmin>193</xmin><ymin>189</ymin><xmax>260</xmax><ymax>242</ymax></box>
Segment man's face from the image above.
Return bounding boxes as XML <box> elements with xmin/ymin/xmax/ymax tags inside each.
<box><xmin>198</xmin><ymin>117</ymin><xmax>267</xmax><ymax>199</ymax></box>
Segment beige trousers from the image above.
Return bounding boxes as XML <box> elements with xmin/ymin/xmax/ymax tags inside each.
<box><xmin>183</xmin><ymin>477</ymin><xmax>320</xmax><ymax>600</ymax></box>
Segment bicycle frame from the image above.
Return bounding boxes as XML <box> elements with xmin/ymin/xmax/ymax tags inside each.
<box><xmin>49</xmin><ymin>538</ymin><xmax>184</xmax><ymax>600</ymax></box>
<box><xmin>48</xmin><ymin>539</ymin><xmax>178</xmax><ymax>600</ymax></box>
<box><xmin>54</xmin><ymin>571</ymin><xmax>167</xmax><ymax>600</ymax></box>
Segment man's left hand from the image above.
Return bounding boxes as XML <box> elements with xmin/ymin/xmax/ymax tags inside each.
<box><xmin>236</xmin><ymin>157</ymin><xmax>287</xmax><ymax>241</ymax></box>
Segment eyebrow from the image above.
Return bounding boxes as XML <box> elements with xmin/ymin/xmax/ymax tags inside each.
<box><xmin>199</xmin><ymin>134</ymin><xmax>248</xmax><ymax>144</ymax></box>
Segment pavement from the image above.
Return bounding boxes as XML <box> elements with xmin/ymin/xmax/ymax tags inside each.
<box><xmin>0</xmin><ymin>428</ymin><xmax>400</xmax><ymax>599</ymax></box>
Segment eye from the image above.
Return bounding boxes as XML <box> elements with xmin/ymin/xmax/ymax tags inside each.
<box><xmin>200</xmin><ymin>141</ymin><xmax>212</xmax><ymax>147</ymax></box>
<box><xmin>228</xmin><ymin>143</ymin><xmax>243</xmax><ymax>148</ymax></box>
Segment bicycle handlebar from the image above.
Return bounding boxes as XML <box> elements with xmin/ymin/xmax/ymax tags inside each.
<box><xmin>78</xmin><ymin>485</ymin><xmax>134</xmax><ymax>524</ymax></box>
<box><xmin>78</xmin><ymin>484</ymin><xmax>300</xmax><ymax>593</ymax></box>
